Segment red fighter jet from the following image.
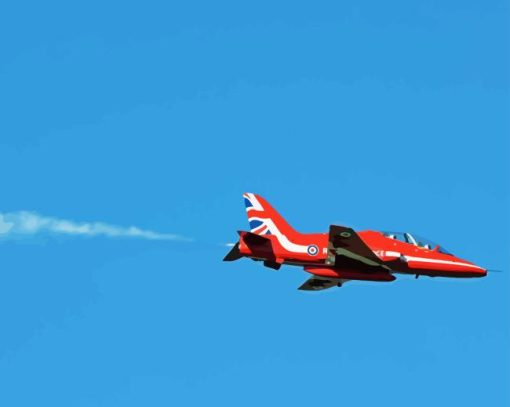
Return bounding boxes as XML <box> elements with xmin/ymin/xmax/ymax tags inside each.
<box><xmin>223</xmin><ymin>193</ymin><xmax>487</xmax><ymax>291</ymax></box>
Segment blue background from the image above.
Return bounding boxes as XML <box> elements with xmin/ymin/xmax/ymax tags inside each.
<box><xmin>0</xmin><ymin>1</ymin><xmax>509</xmax><ymax>406</ymax></box>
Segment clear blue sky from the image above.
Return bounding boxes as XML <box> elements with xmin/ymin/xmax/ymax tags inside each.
<box><xmin>0</xmin><ymin>1</ymin><xmax>509</xmax><ymax>406</ymax></box>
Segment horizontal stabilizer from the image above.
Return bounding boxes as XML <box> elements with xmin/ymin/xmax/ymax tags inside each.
<box><xmin>242</xmin><ymin>231</ymin><xmax>271</xmax><ymax>246</ymax></box>
<box><xmin>223</xmin><ymin>242</ymin><xmax>243</xmax><ymax>262</ymax></box>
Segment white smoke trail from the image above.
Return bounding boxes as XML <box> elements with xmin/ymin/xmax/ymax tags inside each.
<box><xmin>0</xmin><ymin>211</ymin><xmax>190</xmax><ymax>241</ymax></box>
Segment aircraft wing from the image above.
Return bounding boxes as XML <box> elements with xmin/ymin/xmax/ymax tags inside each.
<box><xmin>326</xmin><ymin>225</ymin><xmax>390</xmax><ymax>272</ymax></box>
<box><xmin>298</xmin><ymin>276</ymin><xmax>347</xmax><ymax>291</ymax></box>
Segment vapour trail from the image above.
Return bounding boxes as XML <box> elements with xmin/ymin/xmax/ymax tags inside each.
<box><xmin>0</xmin><ymin>211</ymin><xmax>190</xmax><ymax>241</ymax></box>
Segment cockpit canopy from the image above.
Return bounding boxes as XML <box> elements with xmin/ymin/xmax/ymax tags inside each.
<box><xmin>382</xmin><ymin>231</ymin><xmax>453</xmax><ymax>255</ymax></box>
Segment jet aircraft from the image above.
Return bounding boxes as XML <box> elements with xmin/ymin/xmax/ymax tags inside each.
<box><xmin>223</xmin><ymin>193</ymin><xmax>487</xmax><ymax>291</ymax></box>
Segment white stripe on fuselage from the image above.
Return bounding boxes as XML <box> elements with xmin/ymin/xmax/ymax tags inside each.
<box><xmin>401</xmin><ymin>255</ymin><xmax>482</xmax><ymax>270</ymax></box>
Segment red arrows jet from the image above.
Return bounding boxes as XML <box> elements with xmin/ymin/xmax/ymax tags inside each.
<box><xmin>223</xmin><ymin>193</ymin><xmax>487</xmax><ymax>291</ymax></box>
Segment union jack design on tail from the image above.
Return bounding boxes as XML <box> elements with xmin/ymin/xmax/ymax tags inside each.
<box><xmin>242</xmin><ymin>192</ymin><xmax>312</xmax><ymax>254</ymax></box>
<box><xmin>243</xmin><ymin>193</ymin><xmax>271</xmax><ymax>235</ymax></box>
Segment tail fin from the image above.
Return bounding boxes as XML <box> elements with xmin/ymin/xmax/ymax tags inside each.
<box><xmin>242</xmin><ymin>193</ymin><xmax>298</xmax><ymax>236</ymax></box>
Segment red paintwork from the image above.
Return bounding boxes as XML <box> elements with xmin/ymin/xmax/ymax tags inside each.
<box><xmin>238</xmin><ymin>193</ymin><xmax>487</xmax><ymax>282</ymax></box>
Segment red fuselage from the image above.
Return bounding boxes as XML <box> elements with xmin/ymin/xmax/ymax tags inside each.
<box><xmin>238</xmin><ymin>229</ymin><xmax>486</xmax><ymax>281</ymax></box>
<box><xmin>230</xmin><ymin>193</ymin><xmax>487</xmax><ymax>285</ymax></box>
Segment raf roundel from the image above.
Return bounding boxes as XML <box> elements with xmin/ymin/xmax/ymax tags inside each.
<box><xmin>307</xmin><ymin>245</ymin><xmax>319</xmax><ymax>256</ymax></box>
